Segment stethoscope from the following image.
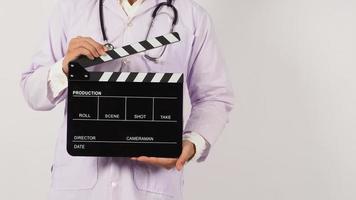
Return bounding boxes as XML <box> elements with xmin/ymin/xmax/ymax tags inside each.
<box><xmin>99</xmin><ymin>0</ymin><xmax>178</xmax><ymax>62</ymax></box>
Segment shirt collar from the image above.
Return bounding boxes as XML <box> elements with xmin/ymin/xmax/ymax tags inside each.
<box><xmin>104</xmin><ymin>0</ymin><xmax>166</xmax><ymax>10</ymax></box>
<box><xmin>104</xmin><ymin>0</ymin><xmax>167</xmax><ymax>20</ymax></box>
<box><xmin>120</xmin><ymin>0</ymin><xmax>144</xmax><ymax>18</ymax></box>
<box><xmin>120</xmin><ymin>0</ymin><xmax>144</xmax><ymax>6</ymax></box>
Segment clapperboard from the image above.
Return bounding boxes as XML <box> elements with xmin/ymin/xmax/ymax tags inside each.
<box><xmin>67</xmin><ymin>32</ymin><xmax>183</xmax><ymax>158</ymax></box>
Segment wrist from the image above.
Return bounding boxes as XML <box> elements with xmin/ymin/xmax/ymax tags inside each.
<box><xmin>183</xmin><ymin>140</ymin><xmax>196</xmax><ymax>161</ymax></box>
<box><xmin>183</xmin><ymin>132</ymin><xmax>208</xmax><ymax>161</ymax></box>
<box><xmin>62</xmin><ymin>58</ymin><xmax>69</xmax><ymax>75</ymax></box>
<box><xmin>190</xmin><ymin>142</ymin><xmax>196</xmax><ymax>161</ymax></box>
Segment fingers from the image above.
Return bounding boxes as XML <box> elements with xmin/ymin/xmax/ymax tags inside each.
<box><xmin>133</xmin><ymin>156</ymin><xmax>177</xmax><ymax>169</ymax></box>
<box><xmin>84</xmin><ymin>37</ymin><xmax>107</xmax><ymax>55</ymax></box>
<box><xmin>69</xmin><ymin>37</ymin><xmax>106</xmax><ymax>59</ymax></box>
<box><xmin>131</xmin><ymin>141</ymin><xmax>196</xmax><ymax>171</ymax></box>
<box><xmin>62</xmin><ymin>47</ymin><xmax>95</xmax><ymax>73</ymax></box>
<box><xmin>75</xmin><ymin>47</ymin><xmax>95</xmax><ymax>60</ymax></box>
<box><xmin>176</xmin><ymin>146</ymin><xmax>190</xmax><ymax>171</ymax></box>
<box><xmin>176</xmin><ymin>141</ymin><xmax>196</xmax><ymax>171</ymax></box>
<box><xmin>63</xmin><ymin>36</ymin><xmax>107</xmax><ymax>76</ymax></box>
<box><xmin>136</xmin><ymin>156</ymin><xmax>159</xmax><ymax>165</ymax></box>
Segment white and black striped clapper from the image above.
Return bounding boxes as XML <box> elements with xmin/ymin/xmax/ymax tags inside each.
<box><xmin>89</xmin><ymin>72</ymin><xmax>183</xmax><ymax>83</ymax></box>
<box><xmin>67</xmin><ymin>33</ymin><xmax>183</xmax><ymax>158</ymax></box>
<box><xmin>70</xmin><ymin>32</ymin><xmax>181</xmax><ymax>69</ymax></box>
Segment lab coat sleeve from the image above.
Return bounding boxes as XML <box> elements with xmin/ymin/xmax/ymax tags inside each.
<box><xmin>184</xmin><ymin>11</ymin><xmax>234</xmax><ymax>162</ymax></box>
<box><xmin>48</xmin><ymin>58</ymin><xmax>68</xmax><ymax>98</ymax></box>
<box><xmin>20</xmin><ymin>2</ymin><xmax>68</xmax><ymax>111</ymax></box>
<box><xmin>183</xmin><ymin>132</ymin><xmax>208</xmax><ymax>161</ymax></box>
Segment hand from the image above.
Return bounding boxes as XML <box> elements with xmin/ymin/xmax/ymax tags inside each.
<box><xmin>131</xmin><ymin>140</ymin><xmax>196</xmax><ymax>171</ymax></box>
<box><xmin>62</xmin><ymin>36</ymin><xmax>107</xmax><ymax>75</ymax></box>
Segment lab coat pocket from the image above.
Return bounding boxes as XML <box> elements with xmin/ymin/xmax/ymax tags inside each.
<box><xmin>51</xmin><ymin>157</ymin><xmax>98</xmax><ymax>190</ymax></box>
<box><xmin>132</xmin><ymin>162</ymin><xmax>183</xmax><ymax>197</ymax></box>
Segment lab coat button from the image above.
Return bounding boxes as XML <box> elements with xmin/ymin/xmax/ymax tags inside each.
<box><xmin>112</xmin><ymin>182</ymin><xmax>117</xmax><ymax>187</ymax></box>
<box><xmin>122</xmin><ymin>59</ymin><xmax>129</xmax><ymax>65</ymax></box>
<box><xmin>127</xmin><ymin>22</ymin><xmax>133</xmax><ymax>27</ymax></box>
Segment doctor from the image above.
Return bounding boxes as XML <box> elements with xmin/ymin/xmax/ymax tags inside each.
<box><xmin>21</xmin><ymin>0</ymin><xmax>233</xmax><ymax>199</ymax></box>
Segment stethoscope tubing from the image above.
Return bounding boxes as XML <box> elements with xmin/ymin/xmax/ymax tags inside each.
<box><xmin>99</xmin><ymin>0</ymin><xmax>178</xmax><ymax>61</ymax></box>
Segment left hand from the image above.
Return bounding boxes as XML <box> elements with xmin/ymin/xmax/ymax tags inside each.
<box><xmin>131</xmin><ymin>140</ymin><xmax>196</xmax><ymax>171</ymax></box>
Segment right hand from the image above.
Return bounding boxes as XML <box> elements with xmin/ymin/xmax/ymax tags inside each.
<box><xmin>62</xmin><ymin>36</ymin><xmax>107</xmax><ymax>75</ymax></box>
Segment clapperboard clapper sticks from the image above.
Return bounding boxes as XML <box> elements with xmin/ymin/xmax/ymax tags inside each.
<box><xmin>67</xmin><ymin>32</ymin><xmax>183</xmax><ymax>158</ymax></box>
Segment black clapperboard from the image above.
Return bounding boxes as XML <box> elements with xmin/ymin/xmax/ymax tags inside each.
<box><xmin>67</xmin><ymin>32</ymin><xmax>183</xmax><ymax>158</ymax></box>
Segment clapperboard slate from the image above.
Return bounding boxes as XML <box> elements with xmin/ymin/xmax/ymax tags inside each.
<box><xmin>67</xmin><ymin>32</ymin><xmax>183</xmax><ymax>158</ymax></box>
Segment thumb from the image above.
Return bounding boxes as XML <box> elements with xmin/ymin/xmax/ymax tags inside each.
<box><xmin>176</xmin><ymin>142</ymin><xmax>193</xmax><ymax>171</ymax></box>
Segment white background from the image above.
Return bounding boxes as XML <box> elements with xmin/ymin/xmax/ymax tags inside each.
<box><xmin>1</xmin><ymin>0</ymin><xmax>356</xmax><ymax>199</ymax></box>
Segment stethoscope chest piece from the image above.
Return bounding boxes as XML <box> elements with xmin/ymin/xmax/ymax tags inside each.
<box><xmin>104</xmin><ymin>43</ymin><xmax>115</xmax><ymax>51</ymax></box>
